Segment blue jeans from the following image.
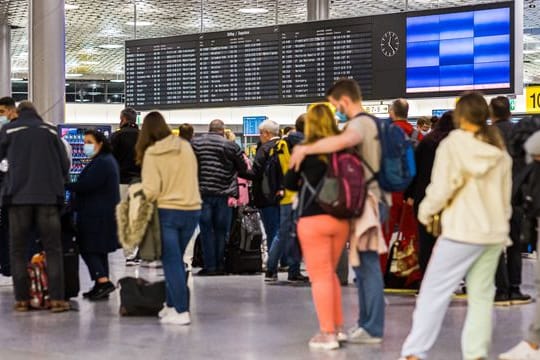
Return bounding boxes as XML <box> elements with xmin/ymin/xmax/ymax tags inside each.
<box><xmin>159</xmin><ymin>209</ymin><xmax>201</xmax><ymax>313</ymax></box>
<box><xmin>260</xmin><ymin>206</ymin><xmax>280</xmax><ymax>251</ymax></box>
<box><xmin>199</xmin><ymin>196</ymin><xmax>232</xmax><ymax>272</ymax></box>
<box><xmin>353</xmin><ymin>251</ymin><xmax>385</xmax><ymax>338</ymax></box>
<box><xmin>267</xmin><ymin>204</ymin><xmax>301</xmax><ymax>276</ymax></box>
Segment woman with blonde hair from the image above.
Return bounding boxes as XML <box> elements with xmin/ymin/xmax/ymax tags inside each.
<box><xmin>136</xmin><ymin>111</ymin><xmax>202</xmax><ymax>326</ymax></box>
<box><xmin>283</xmin><ymin>103</ymin><xmax>350</xmax><ymax>350</ymax></box>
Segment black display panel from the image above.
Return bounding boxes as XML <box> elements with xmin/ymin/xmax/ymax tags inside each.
<box><xmin>125</xmin><ymin>1</ymin><xmax>514</xmax><ymax>110</ymax></box>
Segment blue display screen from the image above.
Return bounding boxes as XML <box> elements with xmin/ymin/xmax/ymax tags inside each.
<box><xmin>406</xmin><ymin>7</ymin><xmax>511</xmax><ymax>94</ymax></box>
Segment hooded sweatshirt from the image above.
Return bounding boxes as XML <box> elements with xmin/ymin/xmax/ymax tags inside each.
<box><xmin>418</xmin><ymin>129</ymin><xmax>512</xmax><ymax>246</ymax></box>
<box><xmin>142</xmin><ymin>135</ymin><xmax>202</xmax><ymax>211</ymax></box>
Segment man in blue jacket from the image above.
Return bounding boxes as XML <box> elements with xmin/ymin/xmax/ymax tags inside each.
<box><xmin>0</xmin><ymin>101</ymin><xmax>70</xmax><ymax>312</ymax></box>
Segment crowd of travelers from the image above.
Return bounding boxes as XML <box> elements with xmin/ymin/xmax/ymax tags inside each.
<box><xmin>0</xmin><ymin>77</ymin><xmax>540</xmax><ymax>358</ymax></box>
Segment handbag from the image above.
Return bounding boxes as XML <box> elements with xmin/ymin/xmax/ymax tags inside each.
<box><xmin>426</xmin><ymin>178</ymin><xmax>467</xmax><ymax>237</ymax></box>
<box><xmin>118</xmin><ymin>277</ymin><xmax>166</xmax><ymax>316</ymax></box>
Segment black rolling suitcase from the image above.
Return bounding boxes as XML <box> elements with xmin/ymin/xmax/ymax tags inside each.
<box><xmin>225</xmin><ymin>206</ymin><xmax>263</xmax><ymax>274</ymax></box>
<box><xmin>61</xmin><ymin>210</ymin><xmax>80</xmax><ymax>299</ymax></box>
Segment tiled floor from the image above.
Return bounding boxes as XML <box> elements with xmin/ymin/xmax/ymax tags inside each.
<box><xmin>0</xmin><ymin>252</ymin><xmax>536</xmax><ymax>360</ymax></box>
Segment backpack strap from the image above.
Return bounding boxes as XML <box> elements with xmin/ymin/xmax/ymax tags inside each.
<box><xmin>298</xmin><ymin>173</ymin><xmax>324</xmax><ymax>218</ymax></box>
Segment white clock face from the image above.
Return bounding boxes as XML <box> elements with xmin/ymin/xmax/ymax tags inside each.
<box><xmin>381</xmin><ymin>31</ymin><xmax>400</xmax><ymax>57</ymax></box>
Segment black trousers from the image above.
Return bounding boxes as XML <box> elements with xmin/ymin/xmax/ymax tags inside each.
<box><xmin>81</xmin><ymin>252</ymin><xmax>109</xmax><ymax>281</ymax></box>
<box><xmin>418</xmin><ymin>222</ymin><xmax>437</xmax><ymax>275</ymax></box>
<box><xmin>496</xmin><ymin>212</ymin><xmax>523</xmax><ymax>293</ymax></box>
<box><xmin>0</xmin><ymin>207</ymin><xmax>10</xmax><ymax>276</ymax></box>
<box><xmin>9</xmin><ymin>205</ymin><xmax>64</xmax><ymax>301</ymax></box>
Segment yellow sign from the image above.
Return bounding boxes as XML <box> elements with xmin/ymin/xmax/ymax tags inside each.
<box><xmin>526</xmin><ymin>86</ymin><xmax>540</xmax><ymax>114</ymax></box>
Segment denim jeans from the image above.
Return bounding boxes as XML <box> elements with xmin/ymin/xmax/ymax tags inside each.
<box><xmin>199</xmin><ymin>196</ymin><xmax>232</xmax><ymax>272</ymax></box>
<box><xmin>81</xmin><ymin>253</ymin><xmax>109</xmax><ymax>281</ymax></box>
<box><xmin>267</xmin><ymin>204</ymin><xmax>301</xmax><ymax>276</ymax></box>
<box><xmin>260</xmin><ymin>206</ymin><xmax>280</xmax><ymax>252</ymax></box>
<box><xmin>9</xmin><ymin>205</ymin><xmax>64</xmax><ymax>301</ymax></box>
<box><xmin>353</xmin><ymin>251</ymin><xmax>385</xmax><ymax>338</ymax></box>
<box><xmin>159</xmin><ymin>208</ymin><xmax>201</xmax><ymax>313</ymax></box>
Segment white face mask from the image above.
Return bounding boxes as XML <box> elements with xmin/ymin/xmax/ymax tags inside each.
<box><xmin>0</xmin><ymin>116</ymin><xmax>8</xmax><ymax>126</ymax></box>
<box><xmin>421</xmin><ymin>130</ymin><xmax>430</xmax><ymax>136</ymax></box>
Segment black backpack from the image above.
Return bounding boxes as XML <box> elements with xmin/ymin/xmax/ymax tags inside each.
<box><xmin>509</xmin><ymin>116</ymin><xmax>540</xmax><ymax>172</ymax></box>
<box><xmin>261</xmin><ymin>140</ymin><xmax>284</xmax><ymax>204</ymax></box>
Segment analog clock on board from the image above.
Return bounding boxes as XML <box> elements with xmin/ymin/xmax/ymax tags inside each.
<box><xmin>381</xmin><ymin>31</ymin><xmax>399</xmax><ymax>57</ymax></box>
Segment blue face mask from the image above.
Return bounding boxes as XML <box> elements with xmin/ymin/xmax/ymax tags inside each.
<box><xmin>336</xmin><ymin>111</ymin><xmax>348</xmax><ymax>123</ymax></box>
<box><xmin>83</xmin><ymin>144</ymin><xmax>96</xmax><ymax>158</ymax></box>
<box><xmin>0</xmin><ymin>116</ymin><xmax>8</xmax><ymax>126</ymax></box>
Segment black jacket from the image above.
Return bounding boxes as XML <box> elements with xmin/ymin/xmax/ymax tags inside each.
<box><xmin>493</xmin><ymin>119</ymin><xmax>514</xmax><ymax>148</ymax></box>
<box><xmin>0</xmin><ymin>109</ymin><xmax>69</xmax><ymax>205</ymax></box>
<box><xmin>111</xmin><ymin>124</ymin><xmax>140</xmax><ymax>184</ymax></box>
<box><xmin>249</xmin><ymin>138</ymin><xmax>279</xmax><ymax>208</ymax></box>
<box><xmin>407</xmin><ymin>129</ymin><xmax>452</xmax><ymax>214</ymax></box>
<box><xmin>284</xmin><ymin>155</ymin><xmax>326</xmax><ymax>217</ymax></box>
<box><xmin>191</xmin><ymin>133</ymin><xmax>249</xmax><ymax>198</ymax></box>
<box><xmin>67</xmin><ymin>152</ymin><xmax>120</xmax><ymax>253</ymax></box>
<box><xmin>286</xmin><ymin>131</ymin><xmax>304</xmax><ymax>149</ymax></box>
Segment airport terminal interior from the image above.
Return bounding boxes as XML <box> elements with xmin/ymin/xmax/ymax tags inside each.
<box><xmin>1</xmin><ymin>0</ymin><xmax>540</xmax><ymax>359</ymax></box>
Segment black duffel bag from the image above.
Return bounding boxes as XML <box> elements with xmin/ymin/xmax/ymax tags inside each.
<box><xmin>118</xmin><ymin>277</ymin><xmax>166</xmax><ymax>316</ymax></box>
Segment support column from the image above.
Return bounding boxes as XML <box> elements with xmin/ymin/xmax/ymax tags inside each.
<box><xmin>307</xmin><ymin>0</ymin><xmax>329</xmax><ymax>21</ymax></box>
<box><xmin>0</xmin><ymin>24</ymin><xmax>11</xmax><ymax>97</ymax></box>
<box><xmin>29</xmin><ymin>0</ymin><xmax>65</xmax><ymax>124</ymax></box>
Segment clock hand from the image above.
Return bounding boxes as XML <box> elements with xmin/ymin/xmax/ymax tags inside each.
<box><xmin>388</xmin><ymin>41</ymin><xmax>395</xmax><ymax>53</ymax></box>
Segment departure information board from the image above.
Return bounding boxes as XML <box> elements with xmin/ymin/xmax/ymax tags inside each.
<box><xmin>125</xmin><ymin>2</ymin><xmax>515</xmax><ymax>110</ymax></box>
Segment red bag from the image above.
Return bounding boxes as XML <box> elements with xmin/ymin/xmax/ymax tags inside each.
<box><xmin>27</xmin><ymin>253</ymin><xmax>50</xmax><ymax>310</ymax></box>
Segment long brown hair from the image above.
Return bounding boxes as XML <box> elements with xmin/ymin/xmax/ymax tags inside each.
<box><xmin>135</xmin><ymin>111</ymin><xmax>172</xmax><ymax>165</ymax></box>
<box><xmin>304</xmin><ymin>103</ymin><xmax>340</xmax><ymax>144</ymax></box>
<box><xmin>455</xmin><ymin>92</ymin><xmax>505</xmax><ymax>150</ymax></box>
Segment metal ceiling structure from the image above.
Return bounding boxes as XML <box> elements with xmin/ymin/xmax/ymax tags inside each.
<box><xmin>2</xmin><ymin>0</ymin><xmax>539</xmax><ymax>82</ymax></box>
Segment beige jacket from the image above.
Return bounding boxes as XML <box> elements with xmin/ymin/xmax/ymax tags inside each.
<box><xmin>142</xmin><ymin>135</ymin><xmax>202</xmax><ymax>211</ymax></box>
<box><xmin>418</xmin><ymin>130</ymin><xmax>512</xmax><ymax>246</ymax></box>
<box><xmin>350</xmin><ymin>192</ymin><xmax>387</xmax><ymax>266</ymax></box>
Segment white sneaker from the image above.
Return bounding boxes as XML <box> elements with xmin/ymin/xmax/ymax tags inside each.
<box><xmin>142</xmin><ymin>260</ymin><xmax>163</xmax><ymax>269</ymax></box>
<box><xmin>499</xmin><ymin>341</ymin><xmax>540</xmax><ymax>360</ymax></box>
<box><xmin>160</xmin><ymin>311</ymin><xmax>191</xmax><ymax>326</ymax></box>
<box><xmin>348</xmin><ymin>326</ymin><xmax>383</xmax><ymax>344</ymax></box>
<box><xmin>337</xmin><ymin>331</ymin><xmax>348</xmax><ymax>343</ymax></box>
<box><xmin>308</xmin><ymin>333</ymin><xmax>340</xmax><ymax>351</ymax></box>
<box><xmin>158</xmin><ymin>303</ymin><xmax>174</xmax><ymax>319</ymax></box>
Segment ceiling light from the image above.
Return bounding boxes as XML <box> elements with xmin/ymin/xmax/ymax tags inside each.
<box><xmin>66</xmin><ymin>73</ymin><xmax>83</xmax><ymax>77</ymax></box>
<box><xmin>125</xmin><ymin>21</ymin><xmax>153</xmax><ymax>26</ymax></box>
<box><xmin>10</xmin><ymin>78</ymin><xmax>24</xmax><ymax>82</ymax></box>
<box><xmin>110</xmin><ymin>79</ymin><xmax>125</xmax><ymax>83</ymax></box>
<box><xmin>238</xmin><ymin>7</ymin><xmax>269</xmax><ymax>14</ymax></box>
<box><xmin>98</xmin><ymin>44</ymin><xmax>123</xmax><ymax>49</ymax></box>
<box><xmin>524</xmin><ymin>49</ymin><xmax>540</xmax><ymax>55</ymax></box>
<box><xmin>65</xmin><ymin>4</ymin><xmax>79</xmax><ymax>10</ymax></box>
<box><xmin>80</xmin><ymin>60</ymin><xmax>99</xmax><ymax>65</ymax></box>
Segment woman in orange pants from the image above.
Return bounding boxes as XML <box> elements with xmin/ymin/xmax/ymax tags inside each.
<box><xmin>284</xmin><ymin>103</ymin><xmax>350</xmax><ymax>350</ymax></box>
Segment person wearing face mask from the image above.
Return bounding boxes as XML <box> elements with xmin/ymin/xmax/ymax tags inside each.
<box><xmin>290</xmin><ymin>79</ymin><xmax>389</xmax><ymax>345</ymax></box>
<box><xmin>0</xmin><ymin>97</ymin><xmax>18</xmax><ymax>125</ymax></box>
<box><xmin>67</xmin><ymin>130</ymin><xmax>120</xmax><ymax>301</ymax></box>
<box><xmin>416</xmin><ymin>117</ymin><xmax>432</xmax><ymax>137</ymax></box>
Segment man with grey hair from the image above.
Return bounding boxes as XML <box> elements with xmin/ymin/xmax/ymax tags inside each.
<box><xmin>247</xmin><ymin>119</ymin><xmax>283</xmax><ymax>281</ymax></box>
<box><xmin>191</xmin><ymin>119</ymin><xmax>250</xmax><ymax>275</ymax></box>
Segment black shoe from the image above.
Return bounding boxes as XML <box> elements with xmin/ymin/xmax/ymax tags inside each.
<box><xmin>88</xmin><ymin>281</ymin><xmax>115</xmax><ymax>301</ymax></box>
<box><xmin>287</xmin><ymin>273</ymin><xmax>309</xmax><ymax>283</ymax></box>
<box><xmin>509</xmin><ymin>288</ymin><xmax>533</xmax><ymax>305</ymax></box>
<box><xmin>197</xmin><ymin>269</ymin><xmax>211</xmax><ymax>276</ymax></box>
<box><xmin>264</xmin><ymin>271</ymin><xmax>278</xmax><ymax>282</ymax></box>
<box><xmin>82</xmin><ymin>283</ymin><xmax>98</xmax><ymax>298</ymax></box>
<box><xmin>494</xmin><ymin>292</ymin><xmax>511</xmax><ymax>306</ymax></box>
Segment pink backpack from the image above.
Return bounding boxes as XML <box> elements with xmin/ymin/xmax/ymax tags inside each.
<box><xmin>302</xmin><ymin>151</ymin><xmax>368</xmax><ymax>219</ymax></box>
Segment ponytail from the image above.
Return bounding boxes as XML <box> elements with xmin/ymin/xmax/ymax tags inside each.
<box><xmin>475</xmin><ymin>124</ymin><xmax>505</xmax><ymax>150</ymax></box>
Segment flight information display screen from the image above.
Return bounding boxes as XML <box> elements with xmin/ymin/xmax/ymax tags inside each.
<box><xmin>125</xmin><ymin>1</ymin><xmax>515</xmax><ymax>109</ymax></box>
<box><xmin>406</xmin><ymin>7</ymin><xmax>512</xmax><ymax>94</ymax></box>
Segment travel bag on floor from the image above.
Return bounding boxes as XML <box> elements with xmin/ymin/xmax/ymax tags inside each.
<box><xmin>28</xmin><ymin>253</ymin><xmax>50</xmax><ymax>309</ymax></box>
<box><xmin>118</xmin><ymin>277</ymin><xmax>166</xmax><ymax>316</ymax></box>
<box><xmin>225</xmin><ymin>206</ymin><xmax>263</xmax><ymax>274</ymax></box>
<box><xmin>61</xmin><ymin>210</ymin><xmax>80</xmax><ymax>299</ymax></box>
